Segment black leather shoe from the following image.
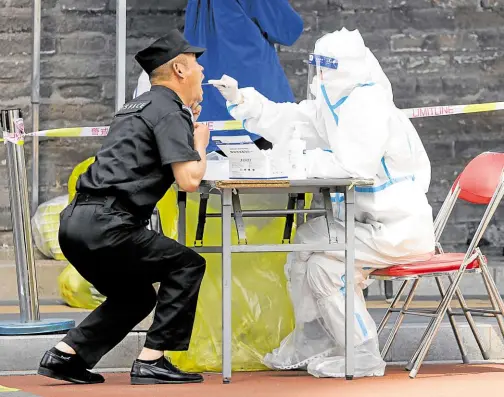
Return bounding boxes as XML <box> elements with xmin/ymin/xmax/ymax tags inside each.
<box><xmin>37</xmin><ymin>348</ymin><xmax>105</xmax><ymax>384</ymax></box>
<box><xmin>130</xmin><ymin>357</ymin><xmax>203</xmax><ymax>384</ymax></box>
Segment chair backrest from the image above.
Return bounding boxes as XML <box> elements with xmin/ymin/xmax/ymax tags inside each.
<box><xmin>457</xmin><ymin>152</ymin><xmax>504</xmax><ymax>205</ymax></box>
<box><xmin>434</xmin><ymin>151</ymin><xmax>504</xmax><ymax>245</ymax></box>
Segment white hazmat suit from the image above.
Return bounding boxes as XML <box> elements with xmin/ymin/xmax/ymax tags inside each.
<box><xmin>210</xmin><ymin>28</ymin><xmax>436</xmax><ymax>378</ymax></box>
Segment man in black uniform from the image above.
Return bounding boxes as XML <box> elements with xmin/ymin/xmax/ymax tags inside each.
<box><xmin>38</xmin><ymin>29</ymin><xmax>210</xmax><ymax>385</ymax></box>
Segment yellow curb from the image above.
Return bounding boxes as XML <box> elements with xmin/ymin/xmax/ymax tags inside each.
<box><xmin>367</xmin><ymin>299</ymin><xmax>492</xmax><ymax>309</ymax></box>
<box><xmin>0</xmin><ymin>386</ymin><xmax>19</xmax><ymax>392</ymax></box>
<box><xmin>0</xmin><ymin>305</ymin><xmax>91</xmax><ymax>314</ymax></box>
<box><xmin>0</xmin><ymin>301</ymin><xmax>492</xmax><ymax>313</ymax></box>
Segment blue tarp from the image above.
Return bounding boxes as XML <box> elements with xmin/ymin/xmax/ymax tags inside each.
<box><xmin>184</xmin><ymin>0</ymin><xmax>303</xmax><ymax>152</ymax></box>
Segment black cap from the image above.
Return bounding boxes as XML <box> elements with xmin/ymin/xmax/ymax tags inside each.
<box><xmin>135</xmin><ymin>29</ymin><xmax>206</xmax><ymax>75</ymax></box>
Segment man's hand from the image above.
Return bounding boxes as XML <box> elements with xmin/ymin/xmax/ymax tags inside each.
<box><xmin>193</xmin><ymin>122</ymin><xmax>210</xmax><ymax>149</ymax></box>
<box><xmin>208</xmin><ymin>75</ymin><xmax>243</xmax><ymax>104</ymax></box>
<box><xmin>191</xmin><ymin>103</ymin><xmax>202</xmax><ymax>122</ymax></box>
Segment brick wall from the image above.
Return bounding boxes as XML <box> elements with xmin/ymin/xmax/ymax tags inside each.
<box><xmin>1</xmin><ymin>0</ymin><xmax>504</xmax><ymax>256</ymax></box>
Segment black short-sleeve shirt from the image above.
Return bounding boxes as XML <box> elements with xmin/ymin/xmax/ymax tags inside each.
<box><xmin>77</xmin><ymin>86</ymin><xmax>201</xmax><ymax>220</ymax></box>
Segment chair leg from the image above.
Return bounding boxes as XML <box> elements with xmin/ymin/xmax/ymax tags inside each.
<box><xmin>385</xmin><ymin>280</ymin><xmax>394</xmax><ymax>301</ymax></box>
<box><xmin>435</xmin><ymin>276</ymin><xmax>469</xmax><ymax>363</ymax></box>
<box><xmin>405</xmin><ymin>278</ymin><xmax>453</xmax><ymax>371</ymax></box>
<box><xmin>381</xmin><ymin>279</ymin><xmax>420</xmax><ymax>358</ymax></box>
<box><xmin>377</xmin><ymin>279</ymin><xmax>409</xmax><ymax>336</ymax></box>
<box><xmin>448</xmin><ymin>274</ymin><xmax>490</xmax><ymax>360</ymax></box>
<box><xmin>405</xmin><ymin>316</ymin><xmax>436</xmax><ymax>371</ymax></box>
<box><xmin>409</xmin><ymin>271</ymin><xmax>464</xmax><ymax>378</ymax></box>
<box><xmin>406</xmin><ymin>273</ymin><xmax>488</xmax><ymax>371</ymax></box>
<box><xmin>481</xmin><ymin>265</ymin><xmax>504</xmax><ymax>339</ymax></box>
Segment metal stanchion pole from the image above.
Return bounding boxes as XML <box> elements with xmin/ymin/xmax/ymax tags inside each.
<box><xmin>0</xmin><ymin>109</ymin><xmax>75</xmax><ymax>335</ymax></box>
<box><xmin>2</xmin><ymin>109</ymin><xmax>39</xmax><ymax>322</ymax></box>
<box><xmin>116</xmin><ymin>0</ymin><xmax>126</xmax><ymax>111</ymax></box>
<box><xmin>31</xmin><ymin>0</ymin><xmax>42</xmax><ymax>214</ymax></box>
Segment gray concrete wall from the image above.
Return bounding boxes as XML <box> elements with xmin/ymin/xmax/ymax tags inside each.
<box><xmin>1</xmin><ymin>0</ymin><xmax>504</xmax><ymax>257</ymax></box>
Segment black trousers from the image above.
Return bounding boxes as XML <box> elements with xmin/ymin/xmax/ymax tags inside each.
<box><xmin>58</xmin><ymin>194</ymin><xmax>206</xmax><ymax>369</ymax></box>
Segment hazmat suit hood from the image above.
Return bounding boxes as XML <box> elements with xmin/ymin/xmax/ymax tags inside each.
<box><xmin>311</xmin><ymin>28</ymin><xmax>393</xmax><ymax>101</ymax></box>
<box><xmin>307</xmin><ymin>28</ymin><xmax>396</xmax><ymax>149</ymax></box>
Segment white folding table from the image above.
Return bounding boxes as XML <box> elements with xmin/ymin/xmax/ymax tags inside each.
<box><xmin>176</xmin><ymin>178</ymin><xmax>373</xmax><ymax>383</ymax></box>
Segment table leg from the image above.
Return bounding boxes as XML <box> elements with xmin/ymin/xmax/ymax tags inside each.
<box><xmin>296</xmin><ymin>193</ymin><xmax>306</xmax><ymax>227</ymax></box>
<box><xmin>221</xmin><ymin>188</ymin><xmax>233</xmax><ymax>384</ymax></box>
<box><xmin>177</xmin><ymin>191</ymin><xmax>187</xmax><ymax>245</ymax></box>
<box><xmin>344</xmin><ymin>186</ymin><xmax>356</xmax><ymax>380</ymax></box>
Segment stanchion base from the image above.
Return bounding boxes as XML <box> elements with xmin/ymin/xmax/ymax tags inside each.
<box><xmin>0</xmin><ymin>319</ymin><xmax>75</xmax><ymax>335</ymax></box>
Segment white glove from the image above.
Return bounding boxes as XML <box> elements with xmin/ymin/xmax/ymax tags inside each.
<box><xmin>208</xmin><ymin>75</ymin><xmax>243</xmax><ymax>105</ymax></box>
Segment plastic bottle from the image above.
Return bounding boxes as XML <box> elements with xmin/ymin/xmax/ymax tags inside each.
<box><xmin>287</xmin><ymin>123</ymin><xmax>307</xmax><ymax>179</ymax></box>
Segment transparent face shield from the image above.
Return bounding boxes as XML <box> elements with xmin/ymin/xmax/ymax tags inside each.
<box><xmin>307</xmin><ymin>53</ymin><xmax>339</xmax><ymax>101</ymax></box>
<box><xmin>308</xmin><ymin>53</ymin><xmax>348</xmax><ymax>132</ymax></box>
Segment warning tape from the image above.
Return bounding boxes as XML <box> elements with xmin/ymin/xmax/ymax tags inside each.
<box><xmin>403</xmin><ymin>101</ymin><xmax>504</xmax><ymax>119</ymax></box>
<box><xmin>1</xmin><ymin>101</ymin><xmax>504</xmax><ymax>143</ymax></box>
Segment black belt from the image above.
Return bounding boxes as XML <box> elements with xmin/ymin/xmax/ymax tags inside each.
<box><xmin>73</xmin><ymin>193</ymin><xmax>150</xmax><ymax>225</ymax></box>
<box><xmin>75</xmin><ymin>194</ymin><xmax>112</xmax><ymax>206</ymax></box>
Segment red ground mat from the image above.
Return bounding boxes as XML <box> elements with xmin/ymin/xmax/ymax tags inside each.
<box><xmin>2</xmin><ymin>365</ymin><xmax>504</xmax><ymax>397</ymax></box>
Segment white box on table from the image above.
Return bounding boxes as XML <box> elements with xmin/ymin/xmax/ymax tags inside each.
<box><xmin>203</xmin><ymin>152</ymin><xmax>230</xmax><ymax>181</ymax></box>
<box><xmin>212</xmin><ymin>135</ymin><xmax>288</xmax><ymax>179</ymax></box>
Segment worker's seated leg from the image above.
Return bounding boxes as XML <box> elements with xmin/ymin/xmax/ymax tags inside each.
<box><xmin>304</xmin><ymin>253</ymin><xmax>385</xmax><ymax>378</ymax></box>
<box><xmin>263</xmin><ymin>252</ymin><xmax>335</xmax><ymax>370</ymax></box>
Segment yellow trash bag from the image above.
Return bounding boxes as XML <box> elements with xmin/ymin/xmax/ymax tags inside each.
<box><xmin>31</xmin><ymin>195</ymin><xmax>68</xmax><ymax>261</ymax></box>
<box><xmin>58</xmin><ymin>264</ymin><xmax>106</xmax><ymax>309</ymax></box>
<box><xmin>67</xmin><ymin>156</ymin><xmax>96</xmax><ymax>203</ymax></box>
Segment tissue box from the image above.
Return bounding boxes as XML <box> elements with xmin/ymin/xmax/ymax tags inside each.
<box><xmin>203</xmin><ymin>152</ymin><xmax>230</xmax><ymax>181</ymax></box>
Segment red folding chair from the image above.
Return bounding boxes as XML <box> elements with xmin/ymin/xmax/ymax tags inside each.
<box><xmin>370</xmin><ymin>151</ymin><xmax>504</xmax><ymax>378</ymax></box>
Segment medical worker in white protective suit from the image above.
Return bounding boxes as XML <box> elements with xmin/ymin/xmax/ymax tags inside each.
<box><xmin>208</xmin><ymin>28</ymin><xmax>436</xmax><ymax>378</ymax></box>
